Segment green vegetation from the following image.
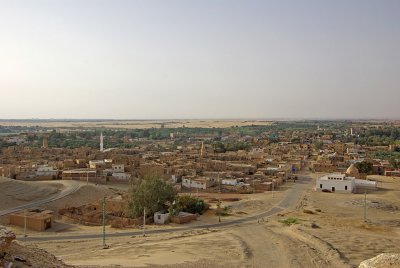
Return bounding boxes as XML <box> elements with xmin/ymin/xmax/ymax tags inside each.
<box><xmin>354</xmin><ymin>161</ymin><xmax>373</xmax><ymax>174</ymax></box>
<box><xmin>0</xmin><ymin>140</ymin><xmax>17</xmax><ymax>149</ymax></box>
<box><xmin>279</xmin><ymin>217</ymin><xmax>300</xmax><ymax>226</ymax></box>
<box><xmin>353</xmin><ymin>127</ymin><xmax>400</xmax><ymax>146</ymax></box>
<box><xmin>171</xmin><ymin>195</ymin><xmax>206</xmax><ymax>215</ymax></box>
<box><xmin>314</xmin><ymin>141</ymin><xmax>323</xmax><ymax>150</ymax></box>
<box><xmin>215</xmin><ymin>204</ymin><xmax>231</xmax><ymax>216</ymax></box>
<box><xmin>390</xmin><ymin>158</ymin><xmax>399</xmax><ymax>169</ymax></box>
<box><xmin>369</xmin><ymin>151</ymin><xmax>400</xmax><ymax>160</ymax></box>
<box><xmin>212</xmin><ymin>141</ymin><xmax>251</xmax><ymax>153</ymax></box>
<box><xmin>128</xmin><ymin>174</ymin><xmax>176</xmax><ymax>218</ymax></box>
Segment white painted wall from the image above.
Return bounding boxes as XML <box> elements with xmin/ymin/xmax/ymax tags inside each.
<box><xmin>316</xmin><ymin>176</ymin><xmax>355</xmax><ymax>193</ymax></box>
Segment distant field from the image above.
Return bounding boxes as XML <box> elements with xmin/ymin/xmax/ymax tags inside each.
<box><xmin>0</xmin><ymin>120</ymin><xmax>273</xmax><ymax>129</ymax></box>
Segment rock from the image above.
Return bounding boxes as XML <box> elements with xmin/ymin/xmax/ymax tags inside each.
<box><xmin>0</xmin><ymin>226</ymin><xmax>16</xmax><ymax>253</ymax></box>
<box><xmin>14</xmin><ymin>255</ymin><xmax>27</xmax><ymax>262</ymax></box>
<box><xmin>311</xmin><ymin>223</ymin><xmax>320</xmax><ymax>229</ymax></box>
<box><xmin>303</xmin><ymin>209</ymin><xmax>315</xmax><ymax>214</ymax></box>
<box><xmin>3</xmin><ymin>261</ymin><xmax>13</xmax><ymax>268</ymax></box>
<box><xmin>359</xmin><ymin>253</ymin><xmax>400</xmax><ymax>268</ymax></box>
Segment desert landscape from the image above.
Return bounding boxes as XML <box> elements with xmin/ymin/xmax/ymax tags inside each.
<box><xmin>2</xmin><ymin>1</ymin><xmax>400</xmax><ymax>267</ymax></box>
<box><xmin>0</xmin><ymin>120</ymin><xmax>274</xmax><ymax>130</ymax></box>
<box><xmin>2</xmin><ymin>171</ymin><xmax>399</xmax><ymax>267</ymax></box>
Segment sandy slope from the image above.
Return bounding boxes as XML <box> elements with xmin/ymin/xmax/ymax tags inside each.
<box><xmin>0</xmin><ymin>177</ymin><xmax>61</xmax><ymax>211</ymax></box>
<box><xmin>44</xmin><ymin>184</ymin><xmax>116</xmax><ymax>217</ymax></box>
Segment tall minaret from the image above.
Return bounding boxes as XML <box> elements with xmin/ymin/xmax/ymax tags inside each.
<box><xmin>100</xmin><ymin>132</ymin><xmax>104</xmax><ymax>152</ymax></box>
<box><xmin>200</xmin><ymin>141</ymin><xmax>205</xmax><ymax>158</ymax></box>
<box><xmin>42</xmin><ymin>135</ymin><xmax>48</xmax><ymax>149</ymax></box>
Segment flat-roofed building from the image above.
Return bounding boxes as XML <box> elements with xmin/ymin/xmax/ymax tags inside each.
<box><xmin>182</xmin><ymin>176</ymin><xmax>215</xmax><ymax>189</ymax></box>
<box><xmin>9</xmin><ymin>209</ymin><xmax>53</xmax><ymax>231</ymax></box>
<box><xmin>36</xmin><ymin>165</ymin><xmax>58</xmax><ymax>179</ymax></box>
<box><xmin>316</xmin><ymin>174</ymin><xmax>355</xmax><ymax>193</ymax></box>
<box><xmin>62</xmin><ymin>169</ymin><xmax>96</xmax><ymax>181</ymax></box>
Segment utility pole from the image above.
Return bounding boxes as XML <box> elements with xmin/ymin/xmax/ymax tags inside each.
<box><xmin>272</xmin><ymin>182</ymin><xmax>274</xmax><ymax>198</ymax></box>
<box><xmin>364</xmin><ymin>190</ymin><xmax>367</xmax><ymax>222</ymax></box>
<box><xmin>102</xmin><ymin>196</ymin><xmax>108</xmax><ymax>249</ymax></box>
<box><xmin>24</xmin><ymin>209</ymin><xmax>27</xmax><ymax>237</ymax></box>
<box><xmin>218</xmin><ymin>172</ymin><xmax>221</xmax><ymax>223</ymax></box>
<box><xmin>143</xmin><ymin>207</ymin><xmax>146</xmax><ymax>237</ymax></box>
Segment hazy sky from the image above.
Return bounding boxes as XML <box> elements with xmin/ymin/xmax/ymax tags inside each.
<box><xmin>1</xmin><ymin>0</ymin><xmax>399</xmax><ymax>119</ymax></box>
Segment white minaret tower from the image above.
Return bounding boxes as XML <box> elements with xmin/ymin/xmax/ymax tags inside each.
<box><xmin>200</xmin><ymin>141</ymin><xmax>205</xmax><ymax>158</ymax></box>
<box><xmin>100</xmin><ymin>132</ymin><xmax>104</xmax><ymax>152</ymax></box>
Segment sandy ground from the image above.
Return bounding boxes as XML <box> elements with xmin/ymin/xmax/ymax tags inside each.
<box><xmin>32</xmin><ymin>229</ymin><xmax>244</xmax><ymax>267</ymax></box>
<box><xmin>185</xmin><ymin>187</ymin><xmax>285</xmax><ymax>226</ymax></box>
<box><xmin>0</xmin><ymin>119</ymin><xmax>273</xmax><ymax>129</ymax></box>
<box><xmin>282</xmin><ymin>174</ymin><xmax>400</xmax><ymax>267</ymax></box>
<box><xmin>0</xmin><ymin>177</ymin><xmax>62</xmax><ymax>211</ymax></box>
<box><xmin>31</xmin><ymin>220</ymin><xmax>347</xmax><ymax>268</ymax></box>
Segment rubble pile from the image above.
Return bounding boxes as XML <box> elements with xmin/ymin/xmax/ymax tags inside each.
<box><xmin>0</xmin><ymin>225</ymin><xmax>16</xmax><ymax>258</ymax></box>
<box><xmin>1</xmin><ymin>226</ymin><xmax>72</xmax><ymax>267</ymax></box>
<box><xmin>359</xmin><ymin>253</ymin><xmax>400</xmax><ymax>268</ymax></box>
<box><xmin>59</xmin><ymin>197</ymin><xmax>140</xmax><ymax>227</ymax></box>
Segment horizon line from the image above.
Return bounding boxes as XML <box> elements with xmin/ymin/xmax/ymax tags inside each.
<box><xmin>0</xmin><ymin>118</ymin><xmax>399</xmax><ymax>122</ymax></box>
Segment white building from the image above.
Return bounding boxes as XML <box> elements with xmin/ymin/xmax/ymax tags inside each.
<box><xmin>354</xmin><ymin>179</ymin><xmax>377</xmax><ymax>190</ymax></box>
<box><xmin>316</xmin><ymin>174</ymin><xmax>356</xmax><ymax>193</ymax></box>
<box><xmin>317</xmin><ymin>173</ymin><xmax>378</xmax><ymax>193</ymax></box>
<box><xmin>36</xmin><ymin>165</ymin><xmax>58</xmax><ymax>178</ymax></box>
<box><xmin>182</xmin><ymin>177</ymin><xmax>215</xmax><ymax>189</ymax></box>
<box><xmin>222</xmin><ymin>178</ymin><xmax>238</xmax><ymax>186</ymax></box>
<box><xmin>154</xmin><ymin>211</ymin><xmax>170</xmax><ymax>224</ymax></box>
<box><xmin>111</xmin><ymin>172</ymin><xmax>131</xmax><ymax>180</ymax></box>
<box><xmin>112</xmin><ymin>164</ymin><xmax>124</xmax><ymax>173</ymax></box>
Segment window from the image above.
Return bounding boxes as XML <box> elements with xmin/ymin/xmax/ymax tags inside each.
<box><xmin>345</xmin><ymin>186</ymin><xmax>347</xmax><ymax>190</ymax></box>
<box><xmin>320</xmin><ymin>184</ymin><xmax>322</xmax><ymax>188</ymax></box>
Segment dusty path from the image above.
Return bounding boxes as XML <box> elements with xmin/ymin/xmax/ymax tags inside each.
<box><xmin>230</xmin><ymin>224</ymin><xmax>347</xmax><ymax>268</ymax></box>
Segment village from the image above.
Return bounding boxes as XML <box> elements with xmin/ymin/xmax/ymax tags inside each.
<box><xmin>1</xmin><ymin>120</ymin><xmax>400</xmax><ymax>267</ymax></box>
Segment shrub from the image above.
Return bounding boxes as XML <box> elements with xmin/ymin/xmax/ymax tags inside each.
<box><xmin>173</xmin><ymin>195</ymin><xmax>206</xmax><ymax>215</ymax></box>
<box><xmin>279</xmin><ymin>217</ymin><xmax>300</xmax><ymax>226</ymax></box>
<box><xmin>216</xmin><ymin>205</ymin><xmax>231</xmax><ymax>216</ymax></box>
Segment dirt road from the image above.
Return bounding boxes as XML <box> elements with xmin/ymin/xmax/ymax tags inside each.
<box><xmin>230</xmin><ymin>224</ymin><xmax>348</xmax><ymax>268</ymax></box>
